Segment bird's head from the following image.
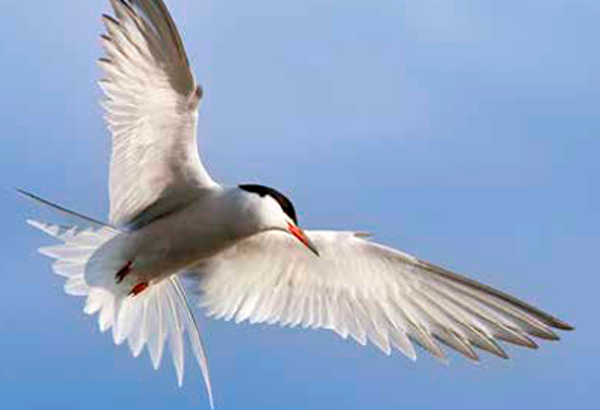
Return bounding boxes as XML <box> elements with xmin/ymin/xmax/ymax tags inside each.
<box><xmin>238</xmin><ymin>184</ymin><xmax>319</xmax><ymax>256</ymax></box>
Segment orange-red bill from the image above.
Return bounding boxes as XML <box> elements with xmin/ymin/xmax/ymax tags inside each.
<box><xmin>287</xmin><ymin>222</ymin><xmax>320</xmax><ymax>256</ymax></box>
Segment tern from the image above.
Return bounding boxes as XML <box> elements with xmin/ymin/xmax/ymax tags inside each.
<box><xmin>21</xmin><ymin>0</ymin><xmax>573</xmax><ymax>407</ymax></box>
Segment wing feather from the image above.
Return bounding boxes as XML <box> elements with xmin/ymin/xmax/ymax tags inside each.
<box><xmin>187</xmin><ymin>231</ymin><xmax>572</xmax><ymax>362</ymax></box>
<box><xmin>100</xmin><ymin>0</ymin><xmax>215</xmax><ymax>227</ymax></box>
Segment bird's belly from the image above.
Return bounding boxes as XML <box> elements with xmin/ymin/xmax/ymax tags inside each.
<box><xmin>127</xmin><ymin>208</ymin><xmax>235</xmax><ymax>282</ymax></box>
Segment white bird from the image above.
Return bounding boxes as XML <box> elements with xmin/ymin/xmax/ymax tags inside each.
<box><xmin>21</xmin><ymin>0</ymin><xmax>573</xmax><ymax>408</ymax></box>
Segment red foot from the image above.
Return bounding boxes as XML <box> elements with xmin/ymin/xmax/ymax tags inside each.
<box><xmin>129</xmin><ymin>282</ymin><xmax>149</xmax><ymax>297</ymax></box>
<box><xmin>115</xmin><ymin>261</ymin><xmax>133</xmax><ymax>284</ymax></box>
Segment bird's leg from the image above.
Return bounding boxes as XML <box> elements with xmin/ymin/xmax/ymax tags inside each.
<box><xmin>129</xmin><ymin>282</ymin><xmax>149</xmax><ymax>297</ymax></box>
<box><xmin>115</xmin><ymin>261</ymin><xmax>133</xmax><ymax>284</ymax></box>
<box><xmin>116</xmin><ymin>261</ymin><xmax>149</xmax><ymax>296</ymax></box>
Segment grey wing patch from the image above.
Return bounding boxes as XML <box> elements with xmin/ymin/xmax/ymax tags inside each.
<box><xmin>125</xmin><ymin>188</ymin><xmax>202</xmax><ymax>231</ymax></box>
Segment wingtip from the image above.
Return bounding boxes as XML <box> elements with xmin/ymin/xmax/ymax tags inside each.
<box><xmin>497</xmin><ymin>352</ymin><xmax>510</xmax><ymax>360</ymax></box>
<box><xmin>551</xmin><ymin>319</ymin><xmax>575</xmax><ymax>331</ymax></box>
<box><xmin>102</xmin><ymin>13</ymin><xmax>120</xmax><ymax>27</ymax></box>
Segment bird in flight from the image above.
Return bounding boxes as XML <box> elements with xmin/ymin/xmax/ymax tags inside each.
<box><xmin>21</xmin><ymin>0</ymin><xmax>573</xmax><ymax>407</ymax></box>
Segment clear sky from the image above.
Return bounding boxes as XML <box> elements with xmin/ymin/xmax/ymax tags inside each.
<box><xmin>1</xmin><ymin>1</ymin><xmax>597</xmax><ymax>409</ymax></box>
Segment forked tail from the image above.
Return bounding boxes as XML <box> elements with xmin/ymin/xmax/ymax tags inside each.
<box><xmin>21</xmin><ymin>190</ymin><xmax>214</xmax><ymax>408</ymax></box>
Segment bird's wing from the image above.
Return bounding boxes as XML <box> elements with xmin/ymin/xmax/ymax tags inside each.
<box><xmin>186</xmin><ymin>231</ymin><xmax>572</xmax><ymax>361</ymax></box>
<box><xmin>100</xmin><ymin>0</ymin><xmax>216</xmax><ymax>227</ymax></box>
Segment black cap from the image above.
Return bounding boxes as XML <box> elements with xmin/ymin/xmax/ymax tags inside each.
<box><xmin>239</xmin><ymin>184</ymin><xmax>298</xmax><ymax>224</ymax></box>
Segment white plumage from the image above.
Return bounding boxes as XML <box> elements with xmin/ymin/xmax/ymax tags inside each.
<box><xmin>100</xmin><ymin>0</ymin><xmax>215</xmax><ymax>227</ymax></box>
<box><xmin>26</xmin><ymin>218</ymin><xmax>213</xmax><ymax>407</ymax></box>
<box><xmin>21</xmin><ymin>0</ymin><xmax>572</xmax><ymax>408</ymax></box>
<box><xmin>191</xmin><ymin>230</ymin><xmax>569</xmax><ymax>362</ymax></box>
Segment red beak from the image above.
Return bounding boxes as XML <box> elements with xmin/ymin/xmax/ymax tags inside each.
<box><xmin>287</xmin><ymin>222</ymin><xmax>320</xmax><ymax>256</ymax></box>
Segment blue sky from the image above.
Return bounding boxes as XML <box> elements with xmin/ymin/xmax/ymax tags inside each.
<box><xmin>1</xmin><ymin>1</ymin><xmax>597</xmax><ymax>409</ymax></box>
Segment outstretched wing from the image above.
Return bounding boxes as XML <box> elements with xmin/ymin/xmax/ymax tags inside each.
<box><xmin>100</xmin><ymin>0</ymin><xmax>216</xmax><ymax>227</ymax></box>
<box><xmin>187</xmin><ymin>231</ymin><xmax>572</xmax><ymax>361</ymax></box>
